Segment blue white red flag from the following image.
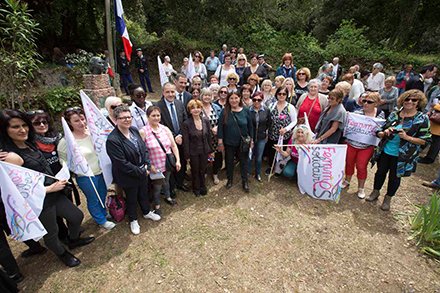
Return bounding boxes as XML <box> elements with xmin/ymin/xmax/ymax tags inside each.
<box><xmin>115</xmin><ymin>0</ymin><xmax>132</xmax><ymax>61</ymax></box>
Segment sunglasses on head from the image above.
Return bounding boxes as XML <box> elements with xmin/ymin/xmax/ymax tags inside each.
<box><xmin>110</xmin><ymin>104</ymin><xmax>122</xmax><ymax>110</ymax></box>
<box><xmin>65</xmin><ymin>106</ymin><xmax>82</xmax><ymax>114</ymax></box>
<box><xmin>32</xmin><ymin>120</ymin><xmax>48</xmax><ymax>126</ymax></box>
<box><xmin>404</xmin><ymin>97</ymin><xmax>419</xmax><ymax>103</ymax></box>
<box><xmin>252</xmin><ymin>98</ymin><xmax>263</xmax><ymax>102</ymax></box>
<box><xmin>361</xmin><ymin>99</ymin><xmax>374</xmax><ymax>104</ymax></box>
<box><xmin>26</xmin><ymin>110</ymin><xmax>45</xmax><ymax>115</ymax></box>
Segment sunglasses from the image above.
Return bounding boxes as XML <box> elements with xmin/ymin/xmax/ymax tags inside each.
<box><xmin>135</xmin><ymin>93</ymin><xmax>146</xmax><ymax>98</ymax></box>
<box><xmin>404</xmin><ymin>98</ymin><xmax>419</xmax><ymax>103</ymax></box>
<box><xmin>220</xmin><ymin>91</ymin><xmax>228</xmax><ymax>94</ymax></box>
<box><xmin>195</xmin><ymin>55</ymin><xmax>200</xmax><ymax>58</ymax></box>
<box><xmin>249</xmin><ymin>79</ymin><xmax>258</xmax><ymax>82</ymax></box>
<box><xmin>297</xmin><ymin>73</ymin><xmax>305</xmax><ymax>76</ymax></box>
<box><xmin>238</xmin><ymin>59</ymin><xmax>245</xmax><ymax>61</ymax></box>
<box><xmin>110</xmin><ymin>104</ymin><xmax>122</xmax><ymax>110</ymax></box>
<box><xmin>361</xmin><ymin>99</ymin><xmax>375</xmax><ymax>104</ymax></box>
<box><xmin>277</xmin><ymin>92</ymin><xmax>287</xmax><ymax>96</ymax></box>
<box><xmin>229</xmin><ymin>77</ymin><xmax>237</xmax><ymax>80</ymax></box>
<box><xmin>26</xmin><ymin>110</ymin><xmax>45</xmax><ymax>115</ymax></box>
<box><xmin>32</xmin><ymin>120</ymin><xmax>48</xmax><ymax>126</ymax></box>
<box><xmin>252</xmin><ymin>99</ymin><xmax>263</xmax><ymax>102</ymax></box>
<box><xmin>65</xmin><ymin>106</ymin><xmax>82</xmax><ymax>114</ymax></box>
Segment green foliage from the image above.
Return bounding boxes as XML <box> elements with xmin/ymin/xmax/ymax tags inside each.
<box><xmin>65</xmin><ymin>49</ymin><xmax>94</xmax><ymax>74</ymax></box>
<box><xmin>411</xmin><ymin>193</ymin><xmax>440</xmax><ymax>259</ymax></box>
<box><xmin>0</xmin><ymin>0</ymin><xmax>41</xmax><ymax>109</ymax></box>
<box><xmin>33</xmin><ymin>86</ymin><xmax>81</xmax><ymax>118</ymax></box>
<box><xmin>124</xmin><ymin>18</ymin><xmax>159</xmax><ymax>49</ymax></box>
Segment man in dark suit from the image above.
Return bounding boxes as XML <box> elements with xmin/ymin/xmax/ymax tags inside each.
<box><xmin>406</xmin><ymin>64</ymin><xmax>438</xmax><ymax>93</ymax></box>
<box><xmin>155</xmin><ymin>82</ymin><xmax>190</xmax><ymax>195</ymax></box>
<box><xmin>332</xmin><ymin>57</ymin><xmax>343</xmax><ymax>84</ymax></box>
<box><xmin>174</xmin><ymin>73</ymin><xmax>192</xmax><ymax>109</ymax></box>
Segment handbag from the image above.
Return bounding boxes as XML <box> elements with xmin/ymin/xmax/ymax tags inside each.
<box><xmin>106</xmin><ymin>193</ymin><xmax>126</xmax><ymax>222</ymax></box>
<box><xmin>231</xmin><ymin>112</ymin><xmax>251</xmax><ymax>153</ymax></box>
<box><xmin>152</xmin><ymin>131</ymin><xmax>176</xmax><ymax>171</ymax></box>
<box><xmin>429</xmin><ymin>110</ymin><xmax>440</xmax><ymax>124</ymax></box>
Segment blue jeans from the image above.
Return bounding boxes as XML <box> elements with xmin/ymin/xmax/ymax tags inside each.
<box><xmin>76</xmin><ymin>174</ymin><xmax>107</xmax><ymax>225</ymax></box>
<box><xmin>282</xmin><ymin>161</ymin><xmax>297</xmax><ymax>178</ymax></box>
<box><xmin>248</xmin><ymin>139</ymin><xmax>266</xmax><ymax>176</ymax></box>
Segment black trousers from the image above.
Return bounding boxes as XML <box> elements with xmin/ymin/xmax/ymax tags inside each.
<box><xmin>190</xmin><ymin>153</ymin><xmax>209</xmax><ymax>193</ymax></box>
<box><xmin>0</xmin><ymin>230</ymin><xmax>19</xmax><ymax>276</ymax></box>
<box><xmin>123</xmin><ymin>178</ymin><xmax>151</xmax><ymax>221</ymax></box>
<box><xmin>373</xmin><ymin>153</ymin><xmax>401</xmax><ymax>197</ymax></box>
<box><xmin>425</xmin><ymin>134</ymin><xmax>440</xmax><ymax>162</ymax></box>
<box><xmin>39</xmin><ymin>195</ymin><xmax>84</xmax><ymax>255</ymax></box>
<box><xmin>225</xmin><ymin>145</ymin><xmax>249</xmax><ymax>181</ymax></box>
<box><xmin>170</xmin><ymin>144</ymin><xmax>187</xmax><ymax>192</ymax></box>
<box><xmin>212</xmin><ymin>151</ymin><xmax>223</xmax><ymax>175</ymax></box>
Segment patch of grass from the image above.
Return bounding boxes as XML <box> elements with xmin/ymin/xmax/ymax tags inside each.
<box><xmin>151</xmin><ymin>249</ymin><xmax>168</xmax><ymax>268</ymax></box>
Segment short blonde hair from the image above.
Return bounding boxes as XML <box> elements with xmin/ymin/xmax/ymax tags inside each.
<box><xmin>187</xmin><ymin>99</ymin><xmax>203</xmax><ymax>112</ymax></box>
<box><xmin>227</xmin><ymin>72</ymin><xmax>240</xmax><ymax>83</ymax></box>
<box><xmin>397</xmin><ymin>89</ymin><xmax>427</xmax><ymax>110</ymax></box>
<box><xmin>335</xmin><ymin>81</ymin><xmax>351</xmax><ymax>96</ymax></box>
<box><xmin>274</xmin><ymin>75</ymin><xmax>285</xmax><ymax>84</ymax></box>
<box><xmin>363</xmin><ymin>92</ymin><xmax>381</xmax><ymax>103</ymax></box>
<box><xmin>385</xmin><ymin>76</ymin><xmax>396</xmax><ymax>85</ymax></box>
<box><xmin>261</xmin><ymin>79</ymin><xmax>272</xmax><ymax>89</ymax></box>
<box><xmin>296</xmin><ymin>67</ymin><xmax>311</xmax><ymax>81</ymax></box>
<box><xmin>237</xmin><ymin>53</ymin><xmax>247</xmax><ymax>63</ymax></box>
<box><xmin>104</xmin><ymin>96</ymin><xmax>122</xmax><ymax>111</ymax></box>
<box><xmin>200</xmin><ymin>88</ymin><xmax>212</xmax><ymax>98</ymax></box>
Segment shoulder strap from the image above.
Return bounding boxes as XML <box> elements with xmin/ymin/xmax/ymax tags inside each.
<box><xmin>152</xmin><ymin>131</ymin><xmax>167</xmax><ymax>154</ymax></box>
<box><xmin>231</xmin><ymin>111</ymin><xmax>245</xmax><ymax>140</ymax></box>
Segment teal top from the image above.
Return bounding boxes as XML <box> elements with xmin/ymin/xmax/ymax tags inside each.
<box><xmin>383</xmin><ymin>124</ymin><xmax>402</xmax><ymax>157</ymax></box>
<box><xmin>218</xmin><ymin>108</ymin><xmax>253</xmax><ymax>147</ymax></box>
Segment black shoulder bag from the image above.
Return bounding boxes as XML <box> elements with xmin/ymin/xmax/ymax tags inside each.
<box><xmin>152</xmin><ymin>132</ymin><xmax>176</xmax><ymax>171</ymax></box>
<box><xmin>231</xmin><ymin>112</ymin><xmax>251</xmax><ymax>153</ymax></box>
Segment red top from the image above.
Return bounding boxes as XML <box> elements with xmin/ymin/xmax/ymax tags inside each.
<box><xmin>298</xmin><ymin>96</ymin><xmax>321</xmax><ymax>132</ymax></box>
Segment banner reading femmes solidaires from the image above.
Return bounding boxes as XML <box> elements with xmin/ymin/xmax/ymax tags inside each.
<box><xmin>297</xmin><ymin>144</ymin><xmax>347</xmax><ymax>202</ymax></box>
<box><xmin>343</xmin><ymin>113</ymin><xmax>386</xmax><ymax>146</ymax></box>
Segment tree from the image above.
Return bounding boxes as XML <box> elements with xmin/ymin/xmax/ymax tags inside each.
<box><xmin>0</xmin><ymin>0</ymin><xmax>41</xmax><ymax>109</ymax></box>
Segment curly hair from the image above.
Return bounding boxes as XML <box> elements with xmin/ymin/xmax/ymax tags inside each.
<box><xmin>397</xmin><ymin>89</ymin><xmax>427</xmax><ymax>110</ymax></box>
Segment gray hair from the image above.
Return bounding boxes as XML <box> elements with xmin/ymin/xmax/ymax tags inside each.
<box><xmin>373</xmin><ymin>62</ymin><xmax>383</xmax><ymax>70</ymax></box>
<box><xmin>209</xmin><ymin>83</ymin><xmax>220</xmax><ymax>92</ymax></box>
<box><xmin>104</xmin><ymin>96</ymin><xmax>122</xmax><ymax>111</ymax></box>
<box><xmin>113</xmin><ymin>105</ymin><xmax>131</xmax><ymax>119</ymax></box>
<box><xmin>200</xmin><ymin>88</ymin><xmax>212</xmax><ymax>97</ymax></box>
<box><xmin>308</xmin><ymin>79</ymin><xmax>321</xmax><ymax>89</ymax></box>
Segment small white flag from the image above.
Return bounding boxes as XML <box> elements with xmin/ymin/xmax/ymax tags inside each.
<box><xmin>187</xmin><ymin>53</ymin><xmax>196</xmax><ymax>80</ymax></box>
<box><xmin>55</xmin><ymin>162</ymin><xmax>70</xmax><ymax>181</ymax></box>
<box><xmin>157</xmin><ymin>56</ymin><xmax>169</xmax><ymax>87</ymax></box>
<box><xmin>0</xmin><ymin>163</ymin><xmax>47</xmax><ymax>241</ymax></box>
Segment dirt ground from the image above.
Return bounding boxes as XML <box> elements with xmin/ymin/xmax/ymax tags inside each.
<box><xmin>9</xmin><ymin>155</ymin><xmax>440</xmax><ymax>292</ymax></box>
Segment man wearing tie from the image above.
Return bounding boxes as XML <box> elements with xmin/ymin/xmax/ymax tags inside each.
<box><xmin>155</xmin><ymin>83</ymin><xmax>190</xmax><ymax>195</ymax></box>
<box><xmin>174</xmin><ymin>73</ymin><xmax>192</xmax><ymax>109</ymax></box>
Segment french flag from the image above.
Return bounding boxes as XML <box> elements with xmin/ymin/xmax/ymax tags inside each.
<box><xmin>114</xmin><ymin>0</ymin><xmax>132</xmax><ymax>61</ymax></box>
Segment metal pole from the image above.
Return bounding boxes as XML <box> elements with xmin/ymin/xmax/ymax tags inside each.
<box><xmin>105</xmin><ymin>0</ymin><xmax>115</xmax><ymax>71</ymax></box>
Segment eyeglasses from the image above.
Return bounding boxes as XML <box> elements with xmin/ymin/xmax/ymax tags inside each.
<box><xmin>26</xmin><ymin>110</ymin><xmax>45</xmax><ymax>115</ymax></box>
<box><xmin>135</xmin><ymin>93</ymin><xmax>146</xmax><ymax>98</ymax></box>
<box><xmin>117</xmin><ymin>116</ymin><xmax>132</xmax><ymax>121</ymax></box>
<box><xmin>404</xmin><ymin>98</ymin><xmax>419</xmax><ymax>103</ymax></box>
<box><xmin>361</xmin><ymin>99</ymin><xmax>375</xmax><ymax>104</ymax></box>
<box><xmin>65</xmin><ymin>106</ymin><xmax>82</xmax><ymax>114</ymax></box>
<box><xmin>110</xmin><ymin>104</ymin><xmax>122</xmax><ymax>110</ymax></box>
<box><xmin>252</xmin><ymin>99</ymin><xmax>263</xmax><ymax>102</ymax></box>
<box><xmin>328</xmin><ymin>97</ymin><xmax>336</xmax><ymax>101</ymax></box>
<box><xmin>277</xmin><ymin>92</ymin><xmax>287</xmax><ymax>96</ymax></box>
<box><xmin>228</xmin><ymin>77</ymin><xmax>237</xmax><ymax>80</ymax></box>
<box><xmin>249</xmin><ymin>79</ymin><xmax>257</xmax><ymax>82</ymax></box>
<box><xmin>238</xmin><ymin>59</ymin><xmax>245</xmax><ymax>61</ymax></box>
<box><xmin>297</xmin><ymin>72</ymin><xmax>305</xmax><ymax>76</ymax></box>
<box><xmin>220</xmin><ymin>91</ymin><xmax>228</xmax><ymax>94</ymax></box>
<box><xmin>32</xmin><ymin>120</ymin><xmax>48</xmax><ymax>126</ymax></box>
<box><xmin>195</xmin><ymin>55</ymin><xmax>200</xmax><ymax>58</ymax></box>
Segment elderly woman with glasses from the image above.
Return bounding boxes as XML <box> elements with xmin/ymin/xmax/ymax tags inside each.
<box><xmin>226</xmin><ymin>72</ymin><xmax>240</xmax><ymax>94</ymax></box>
<box><xmin>341</xmin><ymin>92</ymin><xmax>385</xmax><ymax>199</ymax></box>
<box><xmin>104</xmin><ymin>96</ymin><xmax>123</xmax><ymax>127</ymax></box>
<box><xmin>235</xmin><ymin>53</ymin><xmax>248</xmax><ymax>86</ymax></box>
<box><xmin>107</xmin><ymin>105</ymin><xmax>161</xmax><ymax>234</ymax></box>
<box><xmin>58</xmin><ymin>107</ymin><xmax>116</xmax><ymax>230</ymax></box>
<box><xmin>367</xmin><ymin>90</ymin><xmax>431</xmax><ymax>211</ymax></box>
<box><xmin>295</xmin><ymin>67</ymin><xmax>311</xmax><ymax>98</ymax></box>
<box><xmin>247</xmin><ymin>74</ymin><xmax>261</xmax><ymax>95</ymax></box>
<box><xmin>215</xmin><ymin>86</ymin><xmax>228</xmax><ymax>108</ymax></box>
<box><xmin>313</xmin><ymin>89</ymin><xmax>347</xmax><ymax>144</ymax></box>
<box><xmin>128</xmin><ymin>84</ymin><xmax>153</xmax><ymax>129</ymax></box>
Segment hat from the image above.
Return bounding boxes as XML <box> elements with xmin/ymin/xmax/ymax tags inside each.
<box><xmin>136</xmin><ymin>48</ymin><xmax>142</xmax><ymax>52</ymax></box>
<box><xmin>258</xmin><ymin>54</ymin><xmax>265</xmax><ymax>59</ymax></box>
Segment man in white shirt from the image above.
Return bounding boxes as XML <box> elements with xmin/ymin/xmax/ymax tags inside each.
<box><xmin>174</xmin><ymin>73</ymin><xmax>192</xmax><ymax>108</ymax></box>
<box><xmin>366</xmin><ymin>63</ymin><xmax>385</xmax><ymax>91</ymax></box>
<box><xmin>342</xmin><ymin>73</ymin><xmax>365</xmax><ymax>100</ymax></box>
<box><xmin>129</xmin><ymin>86</ymin><xmax>152</xmax><ymax>129</ymax></box>
<box><xmin>332</xmin><ymin>57</ymin><xmax>342</xmax><ymax>83</ymax></box>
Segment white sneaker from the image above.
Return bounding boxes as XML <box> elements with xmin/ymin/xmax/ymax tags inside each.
<box><xmin>357</xmin><ymin>188</ymin><xmax>366</xmax><ymax>199</ymax></box>
<box><xmin>213</xmin><ymin>174</ymin><xmax>220</xmax><ymax>185</ymax></box>
<box><xmin>101</xmin><ymin>221</ymin><xmax>116</xmax><ymax>230</ymax></box>
<box><xmin>143</xmin><ymin>211</ymin><xmax>161</xmax><ymax>221</ymax></box>
<box><xmin>130</xmin><ymin>220</ymin><xmax>140</xmax><ymax>235</ymax></box>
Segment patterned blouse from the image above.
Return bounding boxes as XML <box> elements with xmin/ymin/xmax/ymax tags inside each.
<box><xmin>268</xmin><ymin>103</ymin><xmax>297</xmax><ymax>141</ymax></box>
<box><xmin>202</xmin><ymin>106</ymin><xmax>219</xmax><ymax>150</ymax></box>
<box><xmin>143</xmin><ymin>124</ymin><xmax>172</xmax><ymax>172</ymax></box>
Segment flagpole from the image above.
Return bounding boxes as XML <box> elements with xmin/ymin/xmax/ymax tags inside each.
<box><xmin>105</xmin><ymin>0</ymin><xmax>115</xmax><ymax>72</ymax></box>
<box><xmin>88</xmin><ymin>176</ymin><xmax>105</xmax><ymax>208</ymax></box>
<box><xmin>0</xmin><ymin>161</ymin><xmax>71</xmax><ymax>185</ymax></box>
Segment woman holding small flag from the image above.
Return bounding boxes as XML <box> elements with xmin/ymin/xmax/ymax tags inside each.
<box><xmin>0</xmin><ymin>109</ymin><xmax>94</xmax><ymax>267</ymax></box>
<box><xmin>58</xmin><ymin>107</ymin><xmax>116</xmax><ymax>230</ymax></box>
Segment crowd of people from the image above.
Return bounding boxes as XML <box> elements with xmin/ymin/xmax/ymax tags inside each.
<box><xmin>0</xmin><ymin>44</ymin><xmax>439</xmax><ymax>289</ymax></box>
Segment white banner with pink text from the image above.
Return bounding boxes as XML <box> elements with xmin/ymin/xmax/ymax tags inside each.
<box><xmin>343</xmin><ymin>113</ymin><xmax>386</xmax><ymax>146</ymax></box>
<box><xmin>297</xmin><ymin>144</ymin><xmax>347</xmax><ymax>202</ymax></box>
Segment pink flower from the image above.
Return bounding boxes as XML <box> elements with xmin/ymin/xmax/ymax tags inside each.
<box><xmin>279</xmin><ymin>114</ymin><xmax>287</xmax><ymax>120</ymax></box>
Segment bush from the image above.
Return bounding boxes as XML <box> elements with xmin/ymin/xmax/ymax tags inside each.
<box><xmin>31</xmin><ymin>86</ymin><xmax>81</xmax><ymax>119</ymax></box>
<box><xmin>411</xmin><ymin>193</ymin><xmax>440</xmax><ymax>259</ymax></box>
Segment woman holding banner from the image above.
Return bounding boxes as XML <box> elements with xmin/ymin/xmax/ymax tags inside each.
<box><xmin>313</xmin><ymin>89</ymin><xmax>347</xmax><ymax>144</ymax></box>
<box><xmin>0</xmin><ymin>109</ymin><xmax>94</xmax><ymax>267</ymax></box>
<box><xmin>58</xmin><ymin>107</ymin><xmax>116</xmax><ymax>230</ymax></box>
<box><xmin>341</xmin><ymin>92</ymin><xmax>385</xmax><ymax>199</ymax></box>
<box><xmin>367</xmin><ymin>90</ymin><xmax>431</xmax><ymax>211</ymax></box>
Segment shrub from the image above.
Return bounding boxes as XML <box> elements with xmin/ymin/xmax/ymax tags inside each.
<box><xmin>411</xmin><ymin>193</ymin><xmax>440</xmax><ymax>259</ymax></box>
<box><xmin>31</xmin><ymin>86</ymin><xmax>81</xmax><ymax>119</ymax></box>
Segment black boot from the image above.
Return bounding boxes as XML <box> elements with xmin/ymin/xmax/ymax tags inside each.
<box><xmin>58</xmin><ymin>250</ymin><xmax>81</xmax><ymax>267</ymax></box>
<box><xmin>68</xmin><ymin>236</ymin><xmax>95</xmax><ymax>250</ymax></box>
<box><xmin>242</xmin><ymin>180</ymin><xmax>250</xmax><ymax>193</ymax></box>
<box><xmin>226</xmin><ymin>179</ymin><xmax>233</xmax><ymax>189</ymax></box>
